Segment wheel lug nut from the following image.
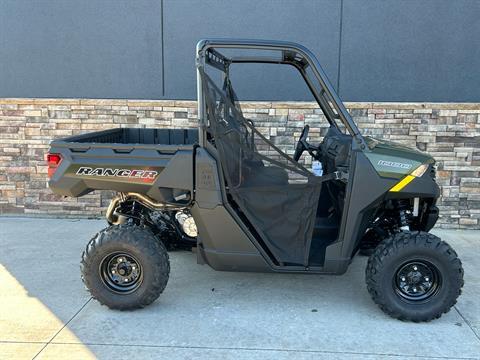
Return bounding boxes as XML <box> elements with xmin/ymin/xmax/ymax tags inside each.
<box><xmin>413</xmin><ymin>287</ymin><xmax>417</xmax><ymax>292</ymax></box>
<box><xmin>112</xmin><ymin>270</ymin><xmax>115</xmax><ymax>274</ymax></box>
<box><xmin>124</xmin><ymin>278</ymin><xmax>128</xmax><ymax>282</ymax></box>
<box><xmin>401</xmin><ymin>277</ymin><xmax>406</xmax><ymax>281</ymax></box>
<box><xmin>413</xmin><ymin>266</ymin><xmax>417</xmax><ymax>271</ymax></box>
<box><xmin>425</xmin><ymin>277</ymin><xmax>429</xmax><ymax>282</ymax></box>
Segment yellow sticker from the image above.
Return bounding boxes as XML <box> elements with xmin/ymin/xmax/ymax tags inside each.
<box><xmin>389</xmin><ymin>175</ymin><xmax>415</xmax><ymax>192</ymax></box>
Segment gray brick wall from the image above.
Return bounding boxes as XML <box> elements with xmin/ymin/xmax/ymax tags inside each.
<box><xmin>0</xmin><ymin>99</ymin><xmax>479</xmax><ymax>229</ymax></box>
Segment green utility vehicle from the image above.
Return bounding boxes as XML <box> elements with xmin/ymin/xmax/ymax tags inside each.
<box><xmin>47</xmin><ymin>39</ymin><xmax>463</xmax><ymax>321</ymax></box>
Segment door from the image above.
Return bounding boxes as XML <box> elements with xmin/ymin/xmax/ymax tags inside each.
<box><xmin>202</xmin><ymin>72</ymin><xmax>322</xmax><ymax>266</ymax></box>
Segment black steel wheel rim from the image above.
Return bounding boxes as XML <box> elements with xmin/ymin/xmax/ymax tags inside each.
<box><xmin>99</xmin><ymin>252</ymin><xmax>143</xmax><ymax>294</ymax></box>
<box><xmin>394</xmin><ymin>260</ymin><xmax>441</xmax><ymax>303</ymax></box>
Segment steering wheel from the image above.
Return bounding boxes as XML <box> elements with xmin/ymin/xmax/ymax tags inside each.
<box><xmin>293</xmin><ymin>125</ymin><xmax>310</xmax><ymax>162</ymax></box>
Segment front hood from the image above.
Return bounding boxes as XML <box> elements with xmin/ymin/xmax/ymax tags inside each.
<box><xmin>364</xmin><ymin>136</ymin><xmax>434</xmax><ymax>179</ymax></box>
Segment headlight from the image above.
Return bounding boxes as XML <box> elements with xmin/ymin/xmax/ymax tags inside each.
<box><xmin>410</xmin><ymin>164</ymin><xmax>429</xmax><ymax>178</ymax></box>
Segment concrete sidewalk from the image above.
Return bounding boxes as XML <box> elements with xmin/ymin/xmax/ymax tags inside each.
<box><xmin>0</xmin><ymin>218</ymin><xmax>479</xmax><ymax>359</ymax></box>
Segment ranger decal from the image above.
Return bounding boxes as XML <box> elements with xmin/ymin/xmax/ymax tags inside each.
<box><xmin>76</xmin><ymin>167</ymin><xmax>158</xmax><ymax>182</ymax></box>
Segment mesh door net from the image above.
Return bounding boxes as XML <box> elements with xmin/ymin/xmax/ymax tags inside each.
<box><xmin>202</xmin><ymin>71</ymin><xmax>321</xmax><ymax>265</ymax></box>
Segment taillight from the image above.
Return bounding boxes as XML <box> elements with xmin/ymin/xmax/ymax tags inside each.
<box><xmin>46</xmin><ymin>153</ymin><xmax>62</xmax><ymax>178</ymax></box>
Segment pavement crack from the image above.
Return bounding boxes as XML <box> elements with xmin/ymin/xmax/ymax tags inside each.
<box><xmin>454</xmin><ymin>306</ymin><xmax>480</xmax><ymax>342</ymax></box>
<box><xmin>31</xmin><ymin>297</ymin><xmax>92</xmax><ymax>359</ymax></box>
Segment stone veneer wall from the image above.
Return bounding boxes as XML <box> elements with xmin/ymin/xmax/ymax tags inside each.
<box><xmin>0</xmin><ymin>98</ymin><xmax>479</xmax><ymax>229</ymax></box>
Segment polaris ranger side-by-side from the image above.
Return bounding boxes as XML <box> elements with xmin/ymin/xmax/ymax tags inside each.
<box><xmin>47</xmin><ymin>39</ymin><xmax>463</xmax><ymax>321</ymax></box>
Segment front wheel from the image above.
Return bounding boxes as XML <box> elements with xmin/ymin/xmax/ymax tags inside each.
<box><xmin>81</xmin><ymin>224</ymin><xmax>170</xmax><ymax>310</ymax></box>
<box><xmin>366</xmin><ymin>231</ymin><xmax>463</xmax><ymax>322</ymax></box>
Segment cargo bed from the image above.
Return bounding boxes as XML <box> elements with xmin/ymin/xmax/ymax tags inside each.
<box><xmin>61</xmin><ymin>128</ymin><xmax>199</xmax><ymax>146</ymax></box>
<box><xmin>48</xmin><ymin>128</ymin><xmax>198</xmax><ymax>202</ymax></box>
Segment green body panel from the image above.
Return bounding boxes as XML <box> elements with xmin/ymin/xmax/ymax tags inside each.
<box><xmin>364</xmin><ymin>136</ymin><xmax>435</xmax><ymax>179</ymax></box>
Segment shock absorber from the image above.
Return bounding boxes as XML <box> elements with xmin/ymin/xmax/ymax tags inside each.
<box><xmin>399</xmin><ymin>210</ymin><xmax>409</xmax><ymax>231</ymax></box>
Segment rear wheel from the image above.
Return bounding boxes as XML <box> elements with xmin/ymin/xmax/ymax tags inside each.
<box><xmin>81</xmin><ymin>224</ymin><xmax>170</xmax><ymax>310</ymax></box>
<box><xmin>366</xmin><ymin>231</ymin><xmax>463</xmax><ymax>322</ymax></box>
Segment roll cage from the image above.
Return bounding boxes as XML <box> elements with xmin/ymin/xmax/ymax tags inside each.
<box><xmin>195</xmin><ymin>39</ymin><xmax>366</xmax><ymax>150</ymax></box>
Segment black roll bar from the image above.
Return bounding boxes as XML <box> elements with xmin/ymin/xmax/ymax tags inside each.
<box><xmin>196</xmin><ymin>39</ymin><xmax>366</xmax><ymax>149</ymax></box>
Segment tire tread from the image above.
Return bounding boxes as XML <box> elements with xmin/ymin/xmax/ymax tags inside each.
<box><xmin>81</xmin><ymin>224</ymin><xmax>170</xmax><ymax>310</ymax></box>
<box><xmin>366</xmin><ymin>231</ymin><xmax>464</xmax><ymax>322</ymax></box>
